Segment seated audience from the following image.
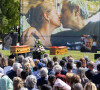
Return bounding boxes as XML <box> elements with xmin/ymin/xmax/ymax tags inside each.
<box><xmin>66</xmin><ymin>73</ymin><xmax>74</xmax><ymax>86</ymax></box>
<box><xmin>26</xmin><ymin>75</ymin><xmax>38</xmax><ymax>90</ymax></box>
<box><xmin>80</xmin><ymin>58</ymin><xmax>86</xmax><ymax>68</ymax></box>
<box><xmin>13</xmin><ymin>77</ymin><xmax>24</xmax><ymax>90</ymax></box>
<box><xmin>48</xmin><ymin>74</ymin><xmax>56</xmax><ymax>88</ymax></box>
<box><xmin>84</xmin><ymin>82</ymin><xmax>97</xmax><ymax>90</ymax></box>
<box><xmin>37</xmin><ymin>67</ymin><xmax>48</xmax><ymax>88</ymax></box>
<box><xmin>77</xmin><ymin>68</ymin><xmax>89</xmax><ymax>87</ymax></box>
<box><xmin>67</xmin><ymin>63</ymin><xmax>73</xmax><ymax>73</ymax></box>
<box><xmin>54</xmin><ymin>65</ymin><xmax>66</xmax><ymax>82</ymax></box>
<box><xmin>17</xmin><ymin>55</ymin><xmax>24</xmax><ymax>65</ymax></box>
<box><xmin>41</xmin><ymin>84</ymin><xmax>52</xmax><ymax>90</ymax></box>
<box><xmin>73</xmin><ymin>83</ymin><xmax>83</xmax><ymax>90</ymax></box>
<box><xmin>85</xmin><ymin>61</ymin><xmax>95</xmax><ymax>80</ymax></box>
<box><xmin>60</xmin><ymin>60</ymin><xmax>67</xmax><ymax>75</ymax></box>
<box><xmin>21</xmin><ymin>71</ymin><xmax>29</xmax><ymax>87</ymax></box>
<box><xmin>0</xmin><ymin>57</ymin><xmax>8</xmax><ymax>68</ymax></box>
<box><xmin>54</xmin><ymin>78</ymin><xmax>71</xmax><ymax>90</ymax></box>
<box><xmin>32</xmin><ymin>62</ymin><xmax>45</xmax><ymax>79</ymax></box>
<box><xmin>4</xmin><ymin>58</ymin><xmax>15</xmax><ymax>75</ymax></box>
<box><xmin>47</xmin><ymin>60</ymin><xmax>55</xmax><ymax>75</ymax></box>
<box><xmin>92</xmin><ymin>64</ymin><xmax>100</xmax><ymax>84</ymax></box>
<box><xmin>70</xmin><ymin>74</ymin><xmax>81</xmax><ymax>90</ymax></box>
<box><xmin>7</xmin><ymin>63</ymin><xmax>21</xmax><ymax>80</ymax></box>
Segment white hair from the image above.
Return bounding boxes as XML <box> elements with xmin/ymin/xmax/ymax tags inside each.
<box><xmin>17</xmin><ymin>68</ymin><xmax>23</xmax><ymax>77</ymax></box>
<box><xmin>13</xmin><ymin>63</ymin><xmax>21</xmax><ymax>71</ymax></box>
<box><xmin>41</xmin><ymin>58</ymin><xmax>48</xmax><ymax>65</ymax></box>
<box><xmin>53</xmin><ymin>65</ymin><xmax>62</xmax><ymax>73</ymax></box>
<box><xmin>40</xmin><ymin>67</ymin><xmax>48</xmax><ymax>77</ymax></box>
<box><xmin>22</xmin><ymin>58</ymin><xmax>29</xmax><ymax>65</ymax></box>
<box><xmin>64</xmin><ymin>0</ymin><xmax>89</xmax><ymax>19</ymax></box>
<box><xmin>26</xmin><ymin>75</ymin><xmax>37</xmax><ymax>88</ymax></box>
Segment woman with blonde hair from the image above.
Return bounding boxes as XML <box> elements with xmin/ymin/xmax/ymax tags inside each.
<box><xmin>80</xmin><ymin>58</ymin><xmax>86</xmax><ymax>68</ymax></box>
<box><xmin>84</xmin><ymin>82</ymin><xmax>97</xmax><ymax>90</ymax></box>
<box><xmin>66</xmin><ymin>73</ymin><xmax>73</xmax><ymax>86</ymax></box>
<box><xmin>22</xmin><ymin>1</ymin><xmax>61</xmax><ymax>48</ymax></box>
<box><xmin>13</xmin><ymin>77</ymin><xmax>24</xmax><ymax>90</ymax></box>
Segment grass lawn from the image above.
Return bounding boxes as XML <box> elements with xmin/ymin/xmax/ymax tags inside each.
<box><xmin>0</xmin><ymin>49</ymin><xmax>100</xmax><ymax>62</ymax></box>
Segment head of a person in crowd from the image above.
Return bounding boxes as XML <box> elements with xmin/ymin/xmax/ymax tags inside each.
<box><xmin>54</xmin><ymin>78</ymin><xmax>71</xmax><ymax>90</ymax></box>
<box><xmin>88</xmin><ymin>61</ymin><xmax>94</xmax><ymax>70</ymax></box>
<box><xmin>26</xmin><ymin>75</ymin><xmax>37</xmax><ymax>89</ymax></box>
<box><xmin>60</xmin><ymin>60</ymin><xmax>66</xmax><ymax>68</ymax></box>
<box><xmin>23</xmin><ymin>62</ymin><xmax>31</xmax><ymax>73</ymax></box>
<box><xmin>8</xmin><ymin>58</ymin><xmax>15</xmax><ymax>67</ymax></box>
<box><xmin>46</xmin><ymin>57</ymin><xmax>52</xmax><ymax>62</ymax></box>
<box><xmin>41</xmin><ymin>58</ymin><xmax>48</xmax><ymax>66</ymax></box>
<box><xmin>80</xmin><ymin>58</ymin><xmax>86</xmax><ymax>68</ymax></box>
<box><xmin>60</xmin><ymin>0</ymin><xmax>89</xmax><ymax>30</ymax></box>
<box><xmin>74</xmin><ymin>83</ymin><xmax>83</xmax><ymax>90</ymax></box>
<box><xmin>13</xmin><ymin>63</ymin><xmax>21</xmax><ymax>72</ymax></box>
<box><xmin>84</xmin><ymin>56</ymin><xmax>89</xmax><ymax>64</ymax></box>
<box><xmin>84</xmin><ymin>82</ymin><xmax>97</xmax><ymax>90</ymax></box>
<box><xmin>13</xmin><ymin>77</ymin><xmax>23</xmax><ymax>90</ymax></box>
<box><xmin>66</xmin><ymin>73</ymin><xmax>73</xmax><ymax>85</ymax></box>
<box><xmin>34</xmin><ymin>59</ymin><xmax>40</xmax><ymax>66</ymax></box>
<box><xmin>48</xmin><ymin>74</ymin><xmax>56</xmax><ymax>88</ymax></box>
<box><xmin>44</xmin><ymin>53</ymin><xmax>49</xmax><ymax>58</ymax></box>
<box><xmin>17</xmin><ymin>68</ymin><xmax>23</xmax><ymax>77</ymax></box>
<box><xmin>18</xmin><ymin>55</ymin><xmax>24</xmax><ymax>64</ymax></box>
<box><xmin>53</xmin><ymin>56</ymin><xmax>58</xmax><ymax>62</ymax></box>
<box><xmin>71</xmin><ymin>74</ymin><xmax>81</xmax><ymax>89</ymax></box>
<box><xmin>54</xmin><ymin>62</ymin><xmax>59</xmax><ymax>66</ymax></box>
<box><xmin>97</xmin><ymin>64</ymin><xmax>100</xmax><ymax>72</ymax></box>
<box><xmin>67</xmin><ymin>63</ymin><xmax>73</xmax><ymax>72</ymax></box>
<box><xmin>9</xmin><ymin>54</ymin><xmax>15</xmax><ymax>60</ymax></box>
<box><xmin>0</xmin><ymin>53</ymin><xmax>3</xmax><ymax>66</ymax></box>
<box><xmin>21</xmin><ymin>71</ymin><xmax>29</xmax><ymax>81</ymax></box>
<box><xmin>22</xmin><ymin>58</ymin><xmax>29</xmax><ymax>65</ymax></box>
<box><xmin>62</xmin><ymin>56</ymin><xmax>68</xmax><ymax>63</ymax></box>
<box><xmin>76</xmin><ymin>61</ymin><xmax>82</xmax><ymax>68</ymax></box>
<box><xmin>40</xmin><ymin>67</ymin><xmax>48</xmax><ymax>77</ymax></box>
<box><xmin>53</xmin><ymin>65</ymin><xmax>62</xmax><ymax>74</ymax></box>
<box><xmin>68</xmin><ymin>57</ymin><xmax>74</xmax><ymax>64</ymax></box>
<box><xmin>0</xmin><ymin>52</ymin><xmax>3</xmax><ymax>59</ymax></box>
<box><xmin>37</xmin><ymin>62</ymin><xmax>45</xmax><ymax>70</ymax></box>
<box><xmin>76</xmin><ymin>68</ymin><xmax>86</xmax><ymax>79</ymax></box>
<box><xmin>25</xmin><ymin>56</ymin><xmax>35</xmax><ymax>68</ymax></box>
<box><xmin>41</xmin><ymin>84</ymin><xmax>52</xmax><ymax>90</ymax></box>
<box><xmin>0</xmin><ymin>57</ymin><xmax>8</xmax><ymax>68</ymax></box>
<box><xmin>98</xmin><ymin>57</ymin><xmax>100</xmax><ymax>61</ymax></box>
<box><xmin>47</xmin><ymin>60</ymin><xmax>54</xmax><ymax>69</ymax></box>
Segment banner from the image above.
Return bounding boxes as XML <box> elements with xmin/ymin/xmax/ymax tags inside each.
<box><xmin>20</xmin><ymin>0</ymin><xmax>100</xmax><ymax>51</ymax></box>
<box><xmin>2</xmin><ymin>33</ymin><xmax>18</xmax><ymax>50</ymax></box>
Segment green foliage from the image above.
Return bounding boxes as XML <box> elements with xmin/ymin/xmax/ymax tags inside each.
<box><xmin>85</xmin><ymin>0</ymin><xmax>99</xmax><ymax>16</ymax></box>
<box><xmin>0</xmin><ymin>0</ymin><xmax>20</xmax><ymax>34</ymax></box>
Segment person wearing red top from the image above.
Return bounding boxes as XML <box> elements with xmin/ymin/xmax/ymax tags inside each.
<box><xmin>53</xmin><ymin>65</ymin><xmax>66</xmax><ymax>82</ymax></box>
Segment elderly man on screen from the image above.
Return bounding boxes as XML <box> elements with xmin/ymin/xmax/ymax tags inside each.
<box><xmin>51</xmin><ymin>0</ymin><xmax>100</xmax><ymax>50</ymax></box>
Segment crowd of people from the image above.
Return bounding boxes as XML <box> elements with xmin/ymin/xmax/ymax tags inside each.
<box><xmin>0</xmin><ymin>52</ymin><xmax>100</xmax><ymax>90</ymax></box>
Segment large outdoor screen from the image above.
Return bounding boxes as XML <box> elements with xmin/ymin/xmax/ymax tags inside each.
<box><xmin>20</xmin><ymin>0</ymin><xmax>100</xmax><ymax>52</ymax></box>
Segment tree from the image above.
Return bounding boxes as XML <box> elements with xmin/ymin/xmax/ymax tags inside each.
<box><xmin>0</xmin><ymin>0</ymin><xmax>20</xmax><ymax>35</ymax></box>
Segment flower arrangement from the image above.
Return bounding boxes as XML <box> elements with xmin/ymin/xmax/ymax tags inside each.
<box><xmin>32</xmin><ymin>39</ymin><xmax>46</xmax><ymax>59</ymax></box>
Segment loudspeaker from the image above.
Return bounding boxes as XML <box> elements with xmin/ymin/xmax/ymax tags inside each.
<box><xmin>94</xmin><ymin>54</ymin><xmax>100</xmax><ymax>59</ymax></box>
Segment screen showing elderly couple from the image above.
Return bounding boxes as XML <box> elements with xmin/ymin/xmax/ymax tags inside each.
<box><xmin>20</xmin><ymin>0</ymin><xmax>100</xmax><ymax>52</ymax></box>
